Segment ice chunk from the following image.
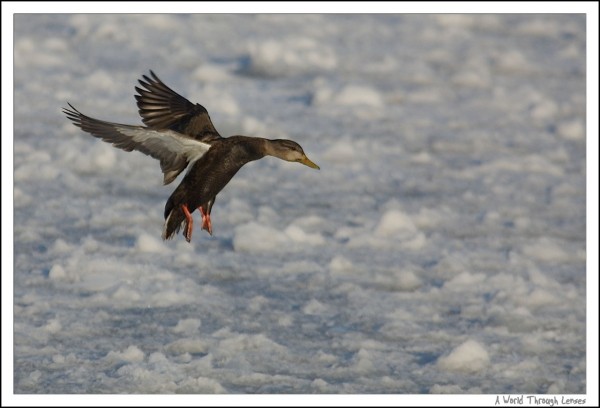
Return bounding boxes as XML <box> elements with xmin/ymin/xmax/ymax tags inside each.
<box><xmin>437</xmin><ymin>339</ymin><xmax>490</xmax><ymax>373</ymax></box>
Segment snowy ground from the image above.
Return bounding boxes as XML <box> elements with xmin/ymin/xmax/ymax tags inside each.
<box><xmin>5</xmin><ymin>10</ymin><xmax>596</xmax><ymax>399</ymax></box>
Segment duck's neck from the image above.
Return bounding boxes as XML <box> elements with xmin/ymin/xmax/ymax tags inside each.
<box><xmin>262</xmin><ymin>138</ymin><xmax>280</xmax><ymax>159</ymax></box>
<box><xmin>229</xmin><ymin>136</ymin><xmax>287</xmax><ymax>162</ymax></box>
<box><xmin>227</xmin><ymin>136</ymin><xmax>271</xmax><ymax>162</ymax></box>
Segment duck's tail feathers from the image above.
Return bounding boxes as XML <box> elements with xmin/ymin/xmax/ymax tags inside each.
<box><xmin>162</xmin><ymin>198</ymin><xmax>186</xmax><ymax>240</ymax></box>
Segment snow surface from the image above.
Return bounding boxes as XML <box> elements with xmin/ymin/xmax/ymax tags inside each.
<box><xmin>7</xmin><ymin>11</ymin><xmax>594</xmax><ymax>398</ymax></box>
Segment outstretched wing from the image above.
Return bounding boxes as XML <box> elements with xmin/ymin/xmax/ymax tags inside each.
<box><xmin>63</xmin><ymin>104</ymin><xmax>211</xmax><ymax>185</ymax></box>
<box><xmin>135</xmin><ymin>70</ymin><xmax>223</xmax><ymax>143</ymax></box>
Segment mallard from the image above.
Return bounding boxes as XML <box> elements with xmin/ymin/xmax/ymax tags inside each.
<box><xmin>63</xmin><ymin>71</ymin><xmax>319</xmax><ymax>242</ymax></box>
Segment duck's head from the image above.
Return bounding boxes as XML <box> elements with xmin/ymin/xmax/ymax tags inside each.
<box><xmin>266</xmin><ymin>139</ymin><xmax>320</xmax><ymax>169</ymax></box>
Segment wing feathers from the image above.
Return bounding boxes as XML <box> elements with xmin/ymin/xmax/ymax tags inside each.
<box><xmin>63</xmin><ymin>104</ymin><xmax>211</xmax><ymax>184</ymax></box>
<box><xmin>135</xmin><ymin>71</ymin><xmax>222</xmax><ymax>142</ymax></box>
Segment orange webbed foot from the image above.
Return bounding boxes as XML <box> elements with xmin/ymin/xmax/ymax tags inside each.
<box><xmin>181</xmin><ymin>204</ymin><xmax>194</xmax><ymax>242</ymax></box>
<box><xmin>199</xmin><ymin>206</ymin><xmax>213</xmax><ymax>236</ymax></box>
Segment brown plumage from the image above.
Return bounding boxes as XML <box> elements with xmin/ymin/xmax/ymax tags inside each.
<box><xmin>63</xmin><ymin>71</ymin><xmax>319</xmax><ymax>242</ymax></box>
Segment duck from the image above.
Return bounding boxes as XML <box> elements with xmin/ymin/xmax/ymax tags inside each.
<box><xmin>63</xmin><ymin>71</ymin><xmax>319</xmax><ymax>242</ymax></box>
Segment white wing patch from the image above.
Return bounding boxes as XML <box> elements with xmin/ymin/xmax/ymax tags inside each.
<box><xmin>117</xmin><ymin>127</ymin><xmax>211</xmax><ymax>184</ymax></box>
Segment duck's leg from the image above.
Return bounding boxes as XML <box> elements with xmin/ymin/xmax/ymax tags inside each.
<box><xmin>199</xmin><ymin>206</ymin><xmax>213</xmax><ymax>236</ymax></box>
<box><xmin>181</xmin><ymin>204</ymin><xmax>194</xmax><ymax>242</ymax></box>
